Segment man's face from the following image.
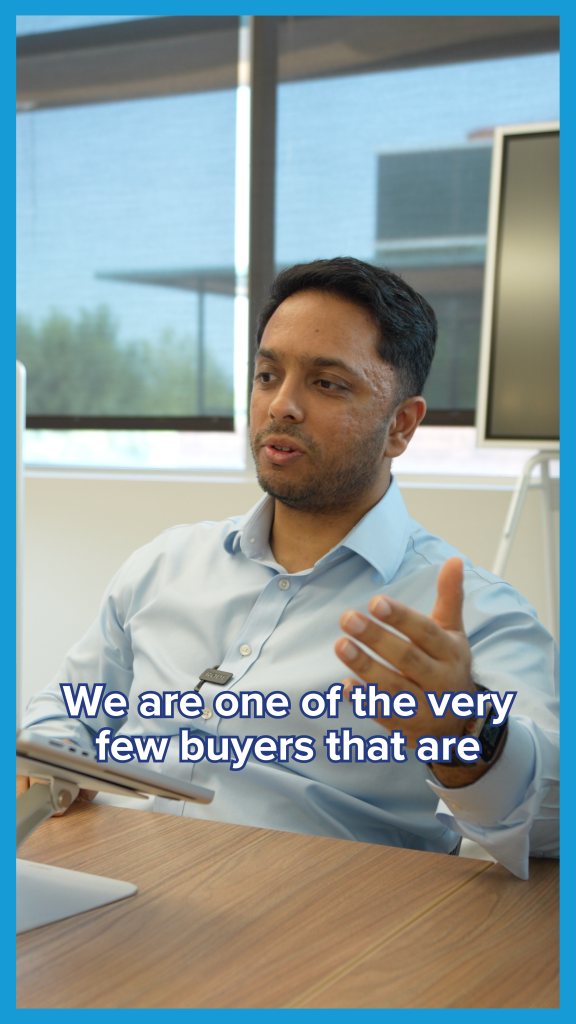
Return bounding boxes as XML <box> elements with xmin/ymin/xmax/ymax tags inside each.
<box><xmin>250</xmin><ymin>289</ymin><xmax>401</xmax><ymax>515</ymax></box>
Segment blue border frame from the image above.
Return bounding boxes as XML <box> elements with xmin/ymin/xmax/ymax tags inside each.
<box><xmin>9</xmin><ymin>4</ymin><xmax>569</xmax><ymax>1018</ymax></box>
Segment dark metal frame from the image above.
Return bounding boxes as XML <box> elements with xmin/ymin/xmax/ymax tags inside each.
<box><xmin>422</xmin><ymin>410</ymin><xmax>475</xmax><ymax>427</ymax></box>
<box><xmin>247</xmin><ymin>17</ymin><xmax>278</xmax><ymax>403</ymax></box>
<box><xmin>26</xmin><ymin>416</ymin><xmax>234</xmax><ymax>432</ymax></box>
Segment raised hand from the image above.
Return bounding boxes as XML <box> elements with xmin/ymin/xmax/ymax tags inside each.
<box><xmin>335</xmin><ymin>557</ymin><xmax>474</xmax><ymax>750</ymax></box>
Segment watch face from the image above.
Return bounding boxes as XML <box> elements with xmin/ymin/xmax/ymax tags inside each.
<box><xmin>480</xmin><ymin>705</ymin><xmax>505</xmax><ymax>762</ymax></box>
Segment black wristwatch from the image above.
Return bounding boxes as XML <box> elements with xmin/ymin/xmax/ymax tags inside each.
<box><xmin>467</xmin><ymin>706</ymin><xmax>508</xmax><ymax>765</ymax></box>
<box><xmin>447</xmin><ymin>684</ymin><xmax>508</xmax><ymax>767</ymax></box>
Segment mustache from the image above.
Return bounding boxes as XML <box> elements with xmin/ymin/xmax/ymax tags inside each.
<box><xmin>252</xmin><ymin>423</ymin><xmax>320</xmax><ymax>454</ymax></box>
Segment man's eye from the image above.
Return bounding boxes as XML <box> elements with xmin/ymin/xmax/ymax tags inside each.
<box><xmin>256</xmin><ymin>371</ymin><xmax>277</xmax><ymax>384</ymax></box>
<box><xmin>316</xmin><ymin>378</ymin><xmax>341</xmax><ymax>390</ymax></box>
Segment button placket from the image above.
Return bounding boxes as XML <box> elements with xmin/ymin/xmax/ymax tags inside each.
<box><xmin>197</xmin><ymin>570</ymin><xmax>311</xmax><ymax>737</ymax></box>
<box><xmin>207</xmin><ymin>572</ymin><xmax>306</xmax><ymax>709</ymax></box>
<box><xmin>195</xmin><ymin>682</ymin><xmax>222</xmax><ymax>735</ymax></box>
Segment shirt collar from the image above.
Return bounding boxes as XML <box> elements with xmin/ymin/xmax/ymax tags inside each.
<box><xmin>224</xmin><ymin>476</ymin><xmax>412</xmax><ymax>585</ymax></box>
<box><xmin>341</xmin><ymin>476</ymin><xmax>413</xmax><ymax>583</ymax></box>
<box><xmin>224</xmin><ymin>493</ymin><xmax>274</xmax><ymax>559</ymax></box>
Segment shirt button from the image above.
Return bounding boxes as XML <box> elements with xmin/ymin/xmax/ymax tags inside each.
<box><xmin>278</xmin><ymin>579</ymin><xmax>290</xmax><ymax>590</ymax></box>
<box><xmin>202</xmin><ymin>708</ymin><xmax>213</xmax><ymax>720</ymax></box>
<box><xmin>239</xmin><ymin>644</ymin><xmax>252</xmax><ymax>656</ymax></box>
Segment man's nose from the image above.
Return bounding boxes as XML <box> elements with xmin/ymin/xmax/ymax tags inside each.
<box><xmin>268</xmin><ymin>377</ymin><xmax>305</xmax><ymax>421</ymax></box>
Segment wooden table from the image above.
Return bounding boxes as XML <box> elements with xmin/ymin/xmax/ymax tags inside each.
<box><xmin>17</xmin><ymin>802</ymin><xmax>558</xmax><ymax>1009</ymax></box>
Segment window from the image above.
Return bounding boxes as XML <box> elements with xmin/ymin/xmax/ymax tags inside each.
<box><xmin>17</xmin><ymin>16</ymin><xmax>245</xmax><ymax>469</ymax></box>
<box><xmin>17</xmin><ymin>15</ymin><xmax>559</xmax><ymax>470</ymax></box>
<box><xmin>275</xmin><ymin>16</ymin><xmax>559</xmax><ymax>424</ymax></box>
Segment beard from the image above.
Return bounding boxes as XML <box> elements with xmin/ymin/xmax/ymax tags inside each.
<box><xmin>251</xmin><ymin>420</ymin><xmax>390</xmax><ymax>516</ymax></box>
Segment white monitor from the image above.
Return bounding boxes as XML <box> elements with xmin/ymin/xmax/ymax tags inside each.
<box><xmin>476</xmin><ymin>122</ymin><xmax>559</xmax><ymax>450</ymax></box>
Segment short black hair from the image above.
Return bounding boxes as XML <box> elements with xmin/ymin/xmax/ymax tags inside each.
<box><xmin>256</xmin><ymin>257</ymin><xmax>437</xmax><ymax>400</ymax></box>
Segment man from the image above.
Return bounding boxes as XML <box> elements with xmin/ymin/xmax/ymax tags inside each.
<box><xmin>22</xmin><ymin>258</ymin><xmax>559</xmax><ymax>879</ymax></box>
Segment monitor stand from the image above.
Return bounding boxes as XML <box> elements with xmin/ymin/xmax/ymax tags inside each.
<box><xmin>17</xmin><ymin>778</ymin><xmax>137</xmax><ymax>934</ymax></box>
<box><xmin>492</xmin><ymin>451</ymin><xmax>559</xmax><ymax>642</ymax></box>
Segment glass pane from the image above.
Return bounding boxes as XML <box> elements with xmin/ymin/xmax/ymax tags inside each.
<box><xmin>17</xmin><ymin>89</ymin><xmax>237</xmax><ymax>421</ymax></box>
<box><xmin>275</xmin><ymin>52</ymin><xmax>559</xmax><ymax>412</ymax></box>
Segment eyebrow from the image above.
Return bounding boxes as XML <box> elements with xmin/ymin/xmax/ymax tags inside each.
<box><xmin>257</xmin><ymin>347</ymin><xmax>362</xmax><ymax>380</ymax></box>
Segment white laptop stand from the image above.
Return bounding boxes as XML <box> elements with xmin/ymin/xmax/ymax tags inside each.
<box><xmin>17</xmin><ymin>772</ymin><xmax>137</xmax><ymax>935</ymax></box>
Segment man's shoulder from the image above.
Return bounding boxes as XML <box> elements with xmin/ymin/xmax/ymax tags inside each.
<box><xmin>406</xmin><ymin>519</ymin><xmax>513</xmax><ymax>592</ymax></box>
<box><xmin>159</xmin><ymin>516</ymin><xmax>242</xmax><ymax>544</ymax></box>
<box><xmin>150</xmin><ymin>514</ymin><xmax>240</xmax><ymax>552</ymax></box>
<box><xmin>115</xmin><ymin>515</ymin><xmax>242</xmax><ymax>583</ymax></box>
<box><xmin>407</xmin><ymin>519</ymin><xmax>470</xmax><ymax>568</ymax></box>
<box><xmin>405</xmin><ymin>519</ymin><xmax>543</xmax><ymax>633</ymax></box>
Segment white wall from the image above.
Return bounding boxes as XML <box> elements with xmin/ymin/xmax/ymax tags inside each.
<box><xmin>22</xmin><ymin>473</ymin><xmax>559</xmax><ymax>711</ymax></box>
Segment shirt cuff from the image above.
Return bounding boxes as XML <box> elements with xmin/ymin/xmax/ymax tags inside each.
<box><xmin>426</xmin><ymin>717</ymin><xmax>538</xmax><ymax>879</ymax></box>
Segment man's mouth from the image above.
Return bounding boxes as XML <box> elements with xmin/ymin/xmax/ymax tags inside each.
<box><xmin>262</xmin><ymin>440</ymin><xmax>305</xmax><ymax>466</ymax></box>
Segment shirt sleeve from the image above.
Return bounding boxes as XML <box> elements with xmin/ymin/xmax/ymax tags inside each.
<box><xmin>426</xmin><ymin>573</ymin><xmax>559</xmax><ymax>880</ymax></box>
<box><xmin>22</xmin><ymin>559</ymin><xmax>136</xmax><ymax>750</ymax></box>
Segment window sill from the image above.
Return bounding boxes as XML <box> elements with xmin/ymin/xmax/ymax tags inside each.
<box><xmin>24</xmin><ymin>464</ymin><xmax>259</xmax><ymax>485</ymax></box>
<box><xmin>24</xmin><ymin>463</ymin><xmax>553</xmax><ymax>493</ymax></box>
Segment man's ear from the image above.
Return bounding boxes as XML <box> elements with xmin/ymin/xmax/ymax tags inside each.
<box><xmin>384</xmin><ymin>396</ymin><xmax>427</xmax><ymax>459</ymax></box>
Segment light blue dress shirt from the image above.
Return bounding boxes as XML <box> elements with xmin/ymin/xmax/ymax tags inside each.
<box><xmin>24</xmin><ymin>479</ymin><xmax>559</xmax><ymax>879</ymax></box>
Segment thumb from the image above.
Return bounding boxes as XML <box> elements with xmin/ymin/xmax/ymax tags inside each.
<box><xmin>431</xmin><ymin>557</ymin><xmax>465</xmax><ymax>633</ymax></box>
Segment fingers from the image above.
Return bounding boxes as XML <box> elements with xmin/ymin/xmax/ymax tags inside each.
<box><xmin>16</xmin><ymin>774</ymin><xmax>30</xmax><ymax>798</ymax></box>
<box><xmin>341</xmin><ymin>677</ymin><xmax>358</xmax><ymax>698</ymax></box>
<box><xmin>430</xmin><ymin>557</ymin><xmax>465</xmax><ymax>633</ymax></box>
<box><xmin>53</xmin><ymin>788</ymin><xmax>96</xmax><ymax>816</ymax></box>
<box><xmin>78</xmin><ymin>789</ymin><xmax>98</xmax><ymax>803</ymax></box>
<box><xmin>341</xmin><ymin>599</ymin><xmax>453</xmax><ymax>662</ymax></box>
<box><xmin>16</xmin><ymin>775</ymin><xmax>93</xmax><ymax>819</ymax></box>
<box><xmin>335</xmin><ymin>636</ymin><xmax>422</xmax><ymax>694</ymax></box>
<box><xmin>339</xmin><ymin>556</ymin><xmax>465</xmax><ymax>661</ymax></box>
<box><xmin>338</xmin><ymin>614</ymin><xmax>441</xmax><ymax>687</ymax></box>
<box><xmin>337</xmin><ymin>558</ymin><xmax>467</xmax><ymax>690</ymax></box>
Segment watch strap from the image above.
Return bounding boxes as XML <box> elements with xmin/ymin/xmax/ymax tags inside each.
<box><xmin>444</xmin><ymin>684</ymin><xmax>508</xmax><ymax>766</ymax></box>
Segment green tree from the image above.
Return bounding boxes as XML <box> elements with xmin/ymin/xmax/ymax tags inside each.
<box><xmin>16</xmin><ymin>306</ymin><xmax>233</xmax><ymax>417</ymax></box>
